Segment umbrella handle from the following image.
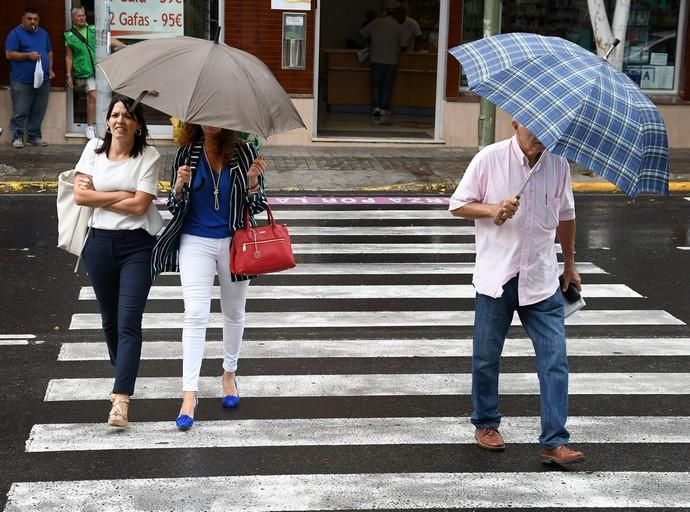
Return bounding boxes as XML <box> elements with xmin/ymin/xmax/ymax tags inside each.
<box><xmin>494</xmin><ymin>151</ymin><xmax>547</xmax><ymax>225</ymax></box>
<box><xmin>604</xmin><ymin>39</ymin><xmax>620</xmax><ymax>61</ymax></box>
<box><xmin>181</xmin><ymin>147</ymin><xmax>193</xmax><ymax>192</ymax></box>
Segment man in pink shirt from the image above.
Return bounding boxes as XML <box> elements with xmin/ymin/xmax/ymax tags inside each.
<box><xmin>449</xmin><ymin>120</ymin><xmax>584</xmax><ymax>465</ymax></box>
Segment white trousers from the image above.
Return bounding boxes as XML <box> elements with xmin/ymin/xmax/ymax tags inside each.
<box><xmin>179</xmin><ymin>234</ymin><xmax>249</xmax><ymax>392</ymax></box>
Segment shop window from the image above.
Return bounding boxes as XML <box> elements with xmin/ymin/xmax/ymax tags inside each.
<box><xmin>66</xmin><ymin>0</ymin><xmax>220</xmax><ymax>132</ymax></box>
<box><xmin>622</xmin><ymin>0</ymin><xmax>681</xmax><ymax>91</ymax></box>
<box><xmin>460</xmin><ymin>0</ymin><xmax>683</xmax><ymax>92</ymax></box>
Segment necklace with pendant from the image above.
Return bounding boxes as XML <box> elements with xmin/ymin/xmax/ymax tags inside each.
<box><xmin>204</xmin><ymin>146</ymin><xmax>222</xmax><ymax>211</ymax></box>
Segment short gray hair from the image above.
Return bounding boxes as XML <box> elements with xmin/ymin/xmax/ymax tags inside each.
<box><xmin>71</xmin><ymin>6</ymin><xmax>86</xmax><ymax>16</ymax></box>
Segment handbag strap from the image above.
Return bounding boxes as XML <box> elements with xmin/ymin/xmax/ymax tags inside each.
<box><xmin>243</xmin><ymin>204</ymin><xmax>274</xmax><ymax>229</ymax></box>
<box><xmin>71</xmin><ymin>27</ymin><xmax>96</xmax><ymax>73</ymax></box>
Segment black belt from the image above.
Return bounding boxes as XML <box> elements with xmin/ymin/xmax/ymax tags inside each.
<box><xmin>90</xmin><ymin>228</ymin><xmax>152</xmax><ymax>238</ymax></box>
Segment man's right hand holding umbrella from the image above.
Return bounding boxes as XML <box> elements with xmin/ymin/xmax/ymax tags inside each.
<box><xmin>493</xmin><ymin>196</ymin><xmax>520</xmax><ymax>225</ymax></box>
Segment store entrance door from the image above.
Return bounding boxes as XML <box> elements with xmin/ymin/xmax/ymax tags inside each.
<box><xmin>314</xmin><ymin>0</ymin><xmax>447</xmax><ymax>141</ymax></box>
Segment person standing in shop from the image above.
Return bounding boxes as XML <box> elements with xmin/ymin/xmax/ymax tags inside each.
<box><xmin>360</xmin><ymin>6</ymin><xmax>404</xmax><ymax>117</ymax></box>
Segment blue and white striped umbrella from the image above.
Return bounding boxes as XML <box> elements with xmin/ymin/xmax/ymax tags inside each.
<box><xmin>449</xmin><ymin>33</ymin><xmax>669</xmax><ymax>197</ymax></box>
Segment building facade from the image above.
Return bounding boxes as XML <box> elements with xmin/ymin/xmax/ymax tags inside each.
<box><xmin>1</xmin><ymin>0</ymin><xmax>688</xmax><ymax>147</ymax></box>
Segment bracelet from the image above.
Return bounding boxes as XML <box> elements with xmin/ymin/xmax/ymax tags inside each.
<box><xmin>66</xmin><ymin>74</ymin><xmax>71</xmax><ymax>77</ymax></box>
<box><xmin>248</xmin><ymin>183</ymin><xmax>260</xmax><ymax>191</ymax></box>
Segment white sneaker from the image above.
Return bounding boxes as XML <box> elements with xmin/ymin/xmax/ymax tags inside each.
<box><xmin>85</xmin><ymin>126</ymin><xmax>95</xmax><ymax>140</ymax></box>
<box><xmin>12</xmin><ymin>138</ymin><xmax>24</xmax><ymax>148</ymax></box>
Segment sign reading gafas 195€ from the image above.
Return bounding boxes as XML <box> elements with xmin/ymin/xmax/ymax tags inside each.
<box><xmin>110</xmin><ymin>0</ymin><xmax>184</xmax><ymax>40</ymax></box>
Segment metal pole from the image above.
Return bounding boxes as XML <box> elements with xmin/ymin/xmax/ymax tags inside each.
<box><xmin>94</xmin><ymin>0</ymin><xmax>111</xmax><ymax>139</ymax></box>
<box><xmin>478</xmin><ymin>0</ymin><xmax>500</xmax><ymax>150</ymax></box>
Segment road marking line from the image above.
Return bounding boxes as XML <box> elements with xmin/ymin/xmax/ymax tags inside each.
<box><xmin>78</xmin><ymin>283</ymin><xmax>641</xmax><ymax>301</ymax></box>
<box><xmin>25</xmin><ymin>416</ymin><xmax>690</xmax><ymax>452</ymax></box>
<box><xmin>287</xmin><ymin>243</ymin><xmax>564</xmax><ymax>253</ymax></box>
<box><xmin>69</xmin><ymin>310</ymin><xmax>685</xmax><ymax>330</ymax></box>
<box><xmin>6</xmin><ymin>472</ymin><xmax>689</xmax><ymax>510</ymax></box>
<box><xmin>44</xmin><ymin>373</ymin><xmax>690</xmax><ymax>401</ymax></box>
<box><xmin>291</xmin><ymin>242</ymin><xmax>479</xmax><ymax>253</ymax></box>
<box><xmin>0</xmin><ymin>334</ymin><xmax>35</xmax><ymax>339</ymax></box>
<box><xmin>56</xmin><ymin>337</ymin><xmax>690</xmax><ymax>361</ymax></box>
<box><xmin>156</xmin><ymin>261</ymin><xmax>607</xmax><ymax>276</ymax></box>
<box><xmin>162</xmin><ymin>209</ymin><xmax>458</xmax><ymax>220</ymax></box>
<box><xmin>286</xmin><ymin>226</ymin><xmax>475</xmax><ymax>235</ymax></box>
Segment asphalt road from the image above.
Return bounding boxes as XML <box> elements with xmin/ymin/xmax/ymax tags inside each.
<box><xmin>0</xmin><ymin>193</ymin><xmax>689</xmax><ymax>511</ymax></box>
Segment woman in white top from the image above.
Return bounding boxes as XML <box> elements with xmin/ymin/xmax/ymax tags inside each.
<box><xmin>74</xmin><ymin>95</ymin><xmax>162</xmax><ymax>428</ymax></box>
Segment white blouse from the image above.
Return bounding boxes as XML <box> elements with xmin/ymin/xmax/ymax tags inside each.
<box><xmin>75</xmin><ymin>138</ymin><xmax>163</xmax><ymax>236</ymax></box>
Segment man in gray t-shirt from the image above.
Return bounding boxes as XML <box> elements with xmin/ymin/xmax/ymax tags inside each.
<box><xmin>360</xmin><ymin>10</ymin><xmax>404</xmax><ymax>116</ymax></box>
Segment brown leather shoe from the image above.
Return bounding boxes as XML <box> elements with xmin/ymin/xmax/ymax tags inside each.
<box><xmin>540</xmin><ymin>445</ymin><xmax>585</xmax><ymax>465</ymax></box>
<box><xmin>474</xmin><ymin>427</ymin><xmax>505</xmax><ymax>451</ymax></box>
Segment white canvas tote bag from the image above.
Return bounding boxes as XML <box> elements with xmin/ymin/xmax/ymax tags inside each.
<box><xmin>56</xmin><ymin>169</ymin><xmax>92</xmax><ymax>256</ymax></box>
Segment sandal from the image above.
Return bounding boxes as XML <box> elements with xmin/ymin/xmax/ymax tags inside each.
<box><xmin>108</xmin><ymin>396</ymin><xmax>130</xmax><ymax>428</ymax></box>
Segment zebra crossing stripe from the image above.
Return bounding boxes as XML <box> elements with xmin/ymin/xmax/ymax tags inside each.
<box><xmin>0</xmin><ymin>334</ymin><xmax>40</xmax><ymax>346</ymax></box>
<box><xmin>78</xmin><ymin>283</ymin><xmax>641</xmax><ymax>301</ymax></box>
<box><xmin>157</xmin><ymin>261</ymin><xmax>607</xmax><ymax>276</ymax></box>
<box><xmin>255</xmin><ymin>226</ymin><xmax>475</xmax><ymax>235</ymax></box>
<box><xmin>25</xmin><ymin>416</ymin><xmax>690</xmax><ymax>452</ymax></box>
<box><xmin>292</xmin><ymin>242</ymin><xmax>480</xmax><ymax>253</ymax></box>
<box><xmin>162</xmin><ymin>209</ymin><xmax>457</xmax><ymax>220</ymax></box>
<box><xmin>43</xmin><ymin>373</ymin><xmax>690</xmax><ymax>401</ymax></box>
<box><xmin>6</xmin><ymin>472</ymin><xmax>689</xmax><ymax>510</ymax></box>
<box><xmin>56</xmin><ymin>337</ymin><xmax>690</xmax><ymax>361</ymax></box>
<box><xmin>69</xmin><ymin>310</ymin><xmax>685</xmax><ymax>330</ymax></box>
<box><xmin>157</xmin><ymin>218</ymin><xmax>475</xmax><ymax>235</ymax></box>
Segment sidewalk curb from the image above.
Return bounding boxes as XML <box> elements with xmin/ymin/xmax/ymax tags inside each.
<box><xmin>1</xmin><ymin>180</ymin><xmax>689</xmax><ymax>194</ymax></box>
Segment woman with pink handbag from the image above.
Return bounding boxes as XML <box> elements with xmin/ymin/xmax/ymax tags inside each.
<box><xmin>151</xmin><ymin>123</ymin><xmax>267</xmax><ymax>430</ymax></box>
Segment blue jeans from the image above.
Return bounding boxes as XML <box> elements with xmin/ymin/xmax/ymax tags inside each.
<box><xmin>10</xmin><ymin>79</ymin><xmax>50</xmax><ymax>142</ymax></box>
<box><xmin>83</xmin><ymin>228</ymin><xmax>156</xmax><ymax>395</ymax></box>
<box><xmin>370</xmin><ymin>63</ymin><xmax>397</xmax><ymax>111</ymax></box>
<box><xmin>471</xmin><ymin>275</ymin><xmax>570</xmax><ymax>449</ymax></box>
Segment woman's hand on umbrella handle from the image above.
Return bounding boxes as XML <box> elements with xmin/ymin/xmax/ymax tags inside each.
<box><xmin>248</xmin><ymin>155</ymin><xmax>267</xmax><ymax>188</ymax></box>
<box><xmin>174</xmin><ymin>165</ymin><xmax>191</xmax><ymax>194</ymax></box>
<box><xmin>493</xmin><ymin>197</ymin><xmax>520</xmax><ymax>225</ymax></box>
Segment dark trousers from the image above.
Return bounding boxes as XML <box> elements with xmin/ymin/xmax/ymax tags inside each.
<box><xmin>370</xmin><ymin>62</ymin><xmax>397</xmax><ymax>111</ymax></box>
<box><xmin>83</xmin><ymin>228</ymin><xmax>156</xmax><ymax>395</ymax></box>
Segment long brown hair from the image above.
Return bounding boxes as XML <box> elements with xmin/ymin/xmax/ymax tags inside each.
<box><xmin>176</xmin><ymin>123</ymin><xmax>240</xmax><ymax>166</ymax></box>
